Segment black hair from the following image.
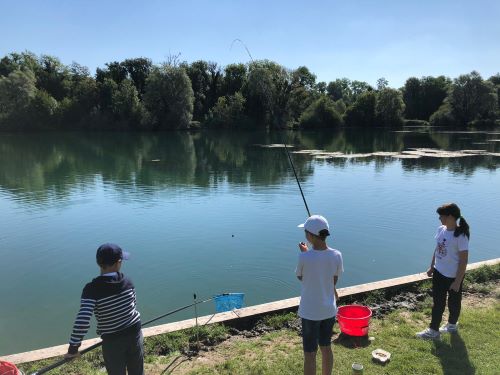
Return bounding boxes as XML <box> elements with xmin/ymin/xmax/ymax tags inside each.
<box><xmin>436</xmin><ymin>203</ymin><xmax>470</xmax><ymax>239</ymax></box>
<box><xmin>306</xmin><ymin>229</ymin><xmax>330</xmax><ymax>241</ymax></box>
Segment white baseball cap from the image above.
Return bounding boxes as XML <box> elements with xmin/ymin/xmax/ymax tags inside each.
<box><xmin>298</xmin><ymin>215</ymin><xmax>330</xmax><ymax>236</ymax></box>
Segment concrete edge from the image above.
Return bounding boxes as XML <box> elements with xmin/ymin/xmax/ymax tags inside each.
<box><xmin>3</xmin><ymin>257</ymin><xmax>499</xmax><ymax>365</ymax></box>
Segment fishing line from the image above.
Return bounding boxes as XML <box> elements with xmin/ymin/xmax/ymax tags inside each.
<box><xmin>32</xmin><ymin>296</ymin><xmax>215</xmax><ymax>375</ymax></box>
<box><xmin>230</xmin><ymin>39</ymin><xmax>311</xmax><ymax>217</ymax></box>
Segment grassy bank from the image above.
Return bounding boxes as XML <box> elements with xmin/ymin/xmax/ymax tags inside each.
<box><xmin>18</xmin><ymin>264</ymin><xmax>500</xmax><ymax>375</ymax></box>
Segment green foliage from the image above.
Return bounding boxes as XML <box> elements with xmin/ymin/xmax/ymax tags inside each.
<box><xmin>429</xmin><ymin>102</ymin><xmax>455</xmax><ymax>126</ymax></box>
<box><xmin>244</xmin><ymin>60</ymin><xmax>292</xmax><ymax>127</ymax></box>
<box><xmin>375</xmin><ymin>88</ymin><xmax>405</xmax><ymax>127</ymax></box>
<box><xmin>298</xmin><ymin>96</ymin><xmax>343</xmax><ymax>128</ymax></box>
<box><xmin>29</xmin><ymin>89</ymin><xmax>59</xmax><ymax>128</ymax></box>
<box><xmin>205</xmin><ymin>92</ymin><xmax>246</xmax><ymax>128</ymax></box>
<box><xmin>0</xmin><ymin>69</ymin><xmax>37</xmax><ymax>128</ymax></box>
<box><xmin>262</xmin><ymin>312</ymin><xmax>296</xmax><ymax>329</ymax></box>
<box><xmin>143</xmin><ymin>64</ymin><xmax>194</xmax><ymax>129</ymax></box>
<box><xmin>111</xmin><ymin>79</ymin><xmax>146</xmax><ymax>128</ymax></box>
<box><xmin>377</xmin><ymin>77</ymin><xmax>388</xmax><ymax>90</ymax></box>
<box><xmin>286</xmin><ymin>66</ymin><xmax>319</xmax><ymax>123</ymax></box>
<box><xmin>144</xmin><ymin>324</ymin><xmax>229</xmax><ymax>356</ymax></box>
<box><xmin>332</xmin><ymin>99</ymin><xmax>347</xmax><ymax>115</ymax></box>
<box><xmin>403</xmin><ymin>76</ymin><xmax>450</xmax><ymax>120</ymax></box>
<box><xmin>464</xmin><ymin>264</ymin><xmax>500</xmax><ymax>284</ymax></box>
<box><xmin>0</xmin><ymin>51</ymin><xmax>498</xmax><ymax>130</ymax></box>
<box><xmin>344</xmin><ymin>90</ymin><xmax>377</xmax><ymax>127</ymax></box>
<box><xmin>223</xmin><ymin>63</ymin><xmax>247</xmax><ymax>96</ymax></box>
<box><xmin>448</xmin><ymin>71</ymin><xmax>498</xmax><ymax>126</ymax></box>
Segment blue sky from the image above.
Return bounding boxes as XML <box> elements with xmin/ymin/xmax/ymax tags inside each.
<box><xmin>1</xmin><ymin>0</ymin><xmax>499</xmax><ymax>88</ymax></box>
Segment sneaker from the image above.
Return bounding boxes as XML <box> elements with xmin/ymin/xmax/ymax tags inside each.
<box><xmin>416</xmin><ymin>328</ymin><xmax>440</xmax><ymax>340</ymax></box>
<box><xmin>439</xmin><ymin>323</ymin><xmax>458</xmax><ymax>333</ymax></box>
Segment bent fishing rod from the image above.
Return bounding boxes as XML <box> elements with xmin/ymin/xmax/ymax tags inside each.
<box><xmin>32</xmin><ymin>296</ymin><xmax>215</xmax><ymax>375</ymax></box>
<box><xmin>232</xmin><ymin>39</ymin><xmax>312</xmax><ymax>217</ymax></box>
<box><xmin>283</xmin><ymin>141</ymin><xmax>311</xmax><ymax>217</ymax></box>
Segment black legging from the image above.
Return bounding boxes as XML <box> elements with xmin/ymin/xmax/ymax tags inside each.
<box><xmin>430</xmin><ymin>268</ymin><xmax>463</xmax><ymax>331</ymax></box>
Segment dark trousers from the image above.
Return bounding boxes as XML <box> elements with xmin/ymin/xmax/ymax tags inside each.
<box><xmin>102</xmin><ymin>328</ymin><xmax>144</xmax><ymax>375</ymax></box>
<box><xmin>430</xmin><ymin>268</ymin><xmax>463</xmax><ymax>331</ymax></box>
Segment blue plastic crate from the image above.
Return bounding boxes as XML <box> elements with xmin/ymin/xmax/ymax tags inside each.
<box><xmin>214</xmin><ymin>293</ymin><xmax>245</xmax><ymax>312</ymax></box>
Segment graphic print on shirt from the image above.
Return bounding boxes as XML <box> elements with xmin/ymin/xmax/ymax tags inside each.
<box><xmin>436</xmin><ymin>238</ymin><xmax>447</xmax><ymax>258</ymax></box>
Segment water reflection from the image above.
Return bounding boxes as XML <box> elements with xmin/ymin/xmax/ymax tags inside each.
<box><xmin>0</xmin><ymin>129</ymin><xmax>498</xmax><ymax>204</ymax></box>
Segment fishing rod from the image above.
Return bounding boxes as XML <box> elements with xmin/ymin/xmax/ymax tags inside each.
<box><xmin>231</xmin><ymin>38</ymin><xmax>312</xmax><ymax>217</ymax></box>
<box><xmin>283</xmin><ymin>141</ymin><xmax>311</xmax><ymax>217</ymax></box>
<box><xmin>31</xmin><ymin>296</ymin><xmax>215</xmax><ymax>375</ymax></box>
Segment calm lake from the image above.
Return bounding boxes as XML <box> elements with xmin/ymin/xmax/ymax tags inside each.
<box><xmin>1</xmin><ymin>128</ymin><xmax>499</xmax><ymax>355</ymax></box>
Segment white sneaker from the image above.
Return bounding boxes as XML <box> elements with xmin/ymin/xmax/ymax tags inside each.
<box><xmin>416</xmin><ymin>328</ymin><xmax>440</xmax><ymax>340</ymax></box>
<box><xmin>439</xmin><ymin>323</ymin><xmax>458</xmax><ymax>333</ymax></box>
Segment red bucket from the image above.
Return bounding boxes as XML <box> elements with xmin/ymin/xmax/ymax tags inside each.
<box><xmin>0</xmin><ymin>360</ymin><xmax>23</xmax><ymax>375</ymax></box>
<box><xmin>337</xmin><ymin>305</ymin><xmax>372</xmax><ymax>336</ymax></box>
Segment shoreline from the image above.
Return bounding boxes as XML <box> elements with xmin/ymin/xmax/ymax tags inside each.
<box><xmin>4</xmin><ymin>258</ymin><xmax>499</xmax><ymax>365</ymax></box>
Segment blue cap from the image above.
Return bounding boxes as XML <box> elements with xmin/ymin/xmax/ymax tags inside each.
<box><xmin>96</xmin><ymin>243</ymin><xmax>130</xmax><ymax>265</ymax></box>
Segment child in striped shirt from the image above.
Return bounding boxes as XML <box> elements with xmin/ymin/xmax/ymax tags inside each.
<box><xmin>65</xmin><ymin>243</ymin><xmax>143</xmax><ymax>375</ymax></box>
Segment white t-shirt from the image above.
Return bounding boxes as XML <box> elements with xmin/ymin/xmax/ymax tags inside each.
<box><xmin>434</xmin><ymin>225</ymin><xmax>469</xmax><ymax>278</ymax></box>
<box><xmin>295</xmin><ymin>247</ymin><xmax>343</xmax><ymax>320</ymax></box>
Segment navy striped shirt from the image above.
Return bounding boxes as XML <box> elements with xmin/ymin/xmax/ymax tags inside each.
<box><xmin>68</xmin><ymin>272</ymin><xmax>141</xmax><ymax>353</ymax></box>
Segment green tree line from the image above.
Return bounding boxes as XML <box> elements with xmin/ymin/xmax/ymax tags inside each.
<box><xmin>0</xmin><ymin>51</ymin><xmax>498</xmax><ymax>130</ymax></box>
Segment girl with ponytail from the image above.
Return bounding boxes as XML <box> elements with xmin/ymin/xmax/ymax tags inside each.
<box><xmin>416</xmin><ymin>203</ymin><xmax>470</xmax><ymax>340</ymax></box>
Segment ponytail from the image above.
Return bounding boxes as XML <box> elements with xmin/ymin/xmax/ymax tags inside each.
<box><xmin>436</xmin><ymin>203</ymin><xmax>470</xmax><ymax>239</ymax></box>
<box><xmin>456</xmin><ymin>216</ymin><xmax>470</xmax><ymax>239</ymax></box>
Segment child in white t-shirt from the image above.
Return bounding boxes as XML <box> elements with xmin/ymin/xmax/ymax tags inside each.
<box><xmin>296</xmin><ymin>215</ymin><xmax>343</xmax><ymax>375</ymax></box>
<box><xmin>416</xmin><ymin>203</ymin><xmax>470</xmax><ymax>340</ymax></box>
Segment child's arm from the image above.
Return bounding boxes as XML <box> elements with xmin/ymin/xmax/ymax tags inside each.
<box><xmin>65</xmin><ymin>296</ymin><xmax>96</xmax><ymax>358</ymax></box>
<box><xmin>333</xmin><ymin>276</ymin><xmax>339</xmax><ymax>301</ymax></box>
<box><xmin>427</xmin><ymin>254</ymin><xmax>436</xmax><ymax>277</ymax></box>
<box><xmin>450</xmin><ymin>251</ymin><xmax>468</xmax><ymax>292</ymax></box>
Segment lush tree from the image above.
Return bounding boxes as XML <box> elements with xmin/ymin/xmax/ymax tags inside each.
<box><xmin>429</xmin><ymin>102</ymin><xmax>454</xmax><ymax>127</ymax></box>
<box><xmin>223</xmin><ymin>63</ymin><xmax>247</xmax><ymax>96</ymax></box>
<box><xmin>111</xmin><ymin>79</ymin><xmax>145</xmax><ymax>128</ymax></box>
<box><xmin>29</xmin><ymin>89</ymin><xmax>59</xmax><ymax>128</ymax></box>
<box><xmin>316</xmin><ymin>81</ymin><xmax>327</xmax><ymax>94</ymax></box>
<box><xmin>287</xmin><ymin>66</ymin><xmax>318</xmax><ymax>123</ymax></box>
<box><xmin>205</xmin><ymin>92</ymin><xmax>246</xmax><ymax>128</ymax></box>
<box><xmin>377</xmin><ymin>77</ymin><xmax>388</xmax><ymax>90</ymax></box>
<box><xmin>327</xmin><ymin>78</ymin><xmax>351</xmax><ymax>103</ymax></box>
<box><xmin>448</xmin><ymin>71</ymin><xmax>497</xmax><ymax>125</ymax></box>
<box><xmin>184</xmin><ymin>60</ymin><xmax>223</xmax><ymax>122</ymax></box>
<box><xmin>299</xmin><ymin>96</ymin><xmax>343</xmax><ymax>129</ymax></box>
<box><xmin>0</xmin><ymin>69</ymin><xmax>37</xmax><ymax>128</ymax></box>
<box><xmin>403</xmin><ymin>76</ymin><xmax>450</xmax><ymax>120</ymax></box>
<box><xmin>96</xmin><ymin>61</ymin><xmax>128</xmax><ymax>85</ymax></box>
<box><xmin>375</xmin><ymin>88</ymin><xmax>405</xmax><ymax>127</ymax></box>
<box><xmin>36</xmin><ymin>55</ymin><xmax>70</xmax><ymax>101</ymax></box>
<box><xmin>59</xmin><ymin>76</ymin><xmax>99</xmax><ymax>127</ymax></box>
<box><xmin>143</xmin><ymin>64</ymin><xmax>194</xmax><ymax>129</ymax></box>
<box><xmin>333</xmin><ymin>99</ymin><xmax>347</xmax><ymax>115</ymax></box>
<box><xmin>69</xmin><ymin>62</ymin><xmax>90</xmax><ymax>80</ymax></box>
<box><xmin>0</xmin><ymin>52</ymin><xmax>38</xmax><ymax>77</ymax></box>
<box><xmin>98</xmin><ymin>78</ymin><xmax>119</xmax><ymax>113</ymax></box>
<box><xmin>420</xmin><ymin>76</ymin><xmax>450</xmax><ymax>120</ymax></box>
<box><xmin>488</xmin><ymin>73</ymin><xmax>500</xmax><ymax>111</ymax></box>
<box><xmin>244</xmin><ymin>60</ymin><xmax>292</xmax><ymax>127</ymax></box>
<box><xmin>344</xmin><ymin>91</ymin><xmax>376</xmax><ymax>127</ymax></box>
<box><xmin>402</xmin><ymin>77</ymin><xmax>421</xmax><ymax>119</ymax></box>
<box><xmin>350</xmin><ymin>80</ymin><xmax>373</xmax><ymax>102</ymax></box>
<box><xmin>121</xmin><ymin>58</ymin><xmax>152</xmax><ymax>95</ymax></box>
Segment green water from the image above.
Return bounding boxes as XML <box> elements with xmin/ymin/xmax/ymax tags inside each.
<box><xmin>1</xmin><ymin>128</ymin><xmax>499</xmax><ymax>355</ymax></box>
